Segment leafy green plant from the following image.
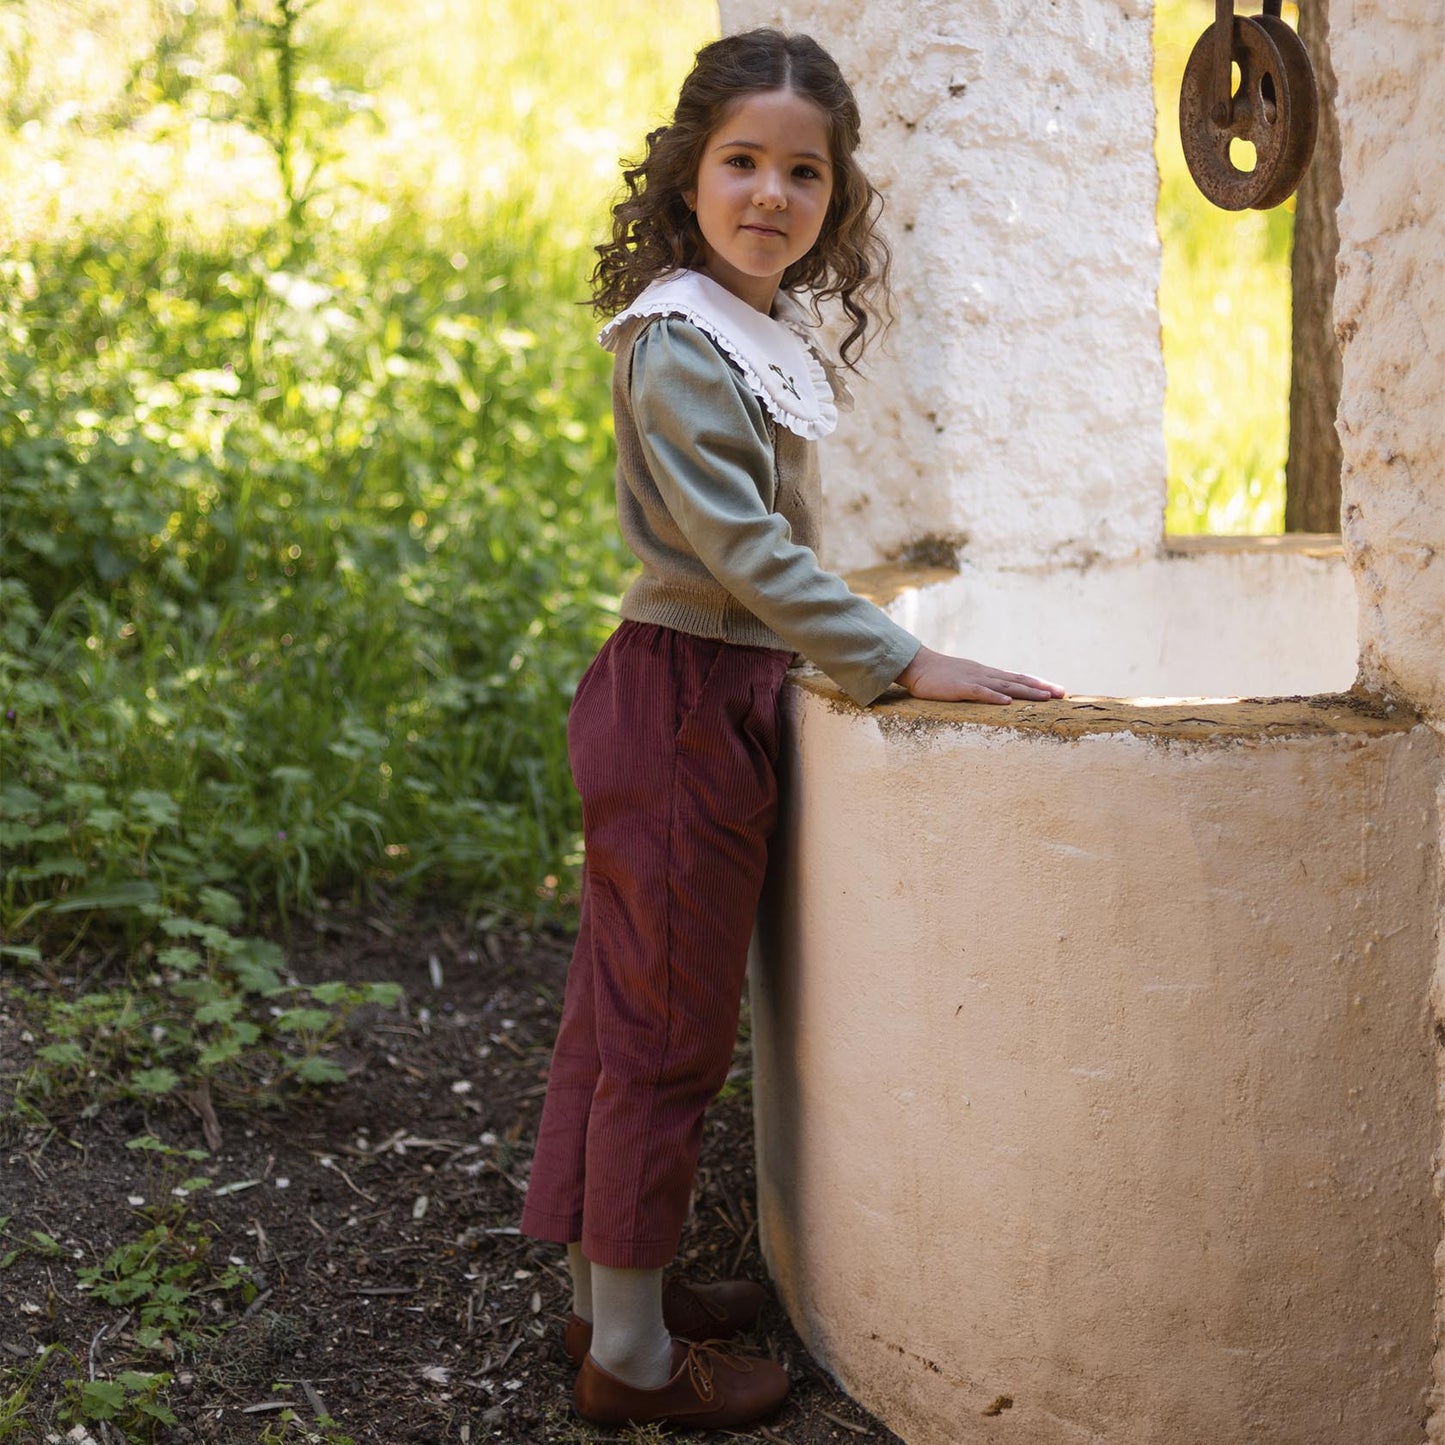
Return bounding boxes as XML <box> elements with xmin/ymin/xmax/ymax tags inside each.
<box><xmin>0</xmin><ymin>222</ymin><xmax>621</xmax><ymax>937</ymax></box>
<box><xmin>0</xmin><ymin>0</ymin><xmax>701</xmax><ymax>1124</ymax></box>
<box><xmin>121</xmin><ymin>1133</ymin><xmax>216</xmax><ymax>1221</ymax></box>
<box><xmin>15</xmin><ymin>930</ymin><xmax>402</xmax><ymax>1109</ymax></box>
<box><xmin>60</xmin><ymin>1369</ymin><xmax>177</xmax><ymax>1442</ymax></box>
<box><xmin>1</xmin><ymin>0</ymin><xmax>698</xmax><ymax>957</ymax></box>
<box><xmin>77</xmin><ymin>1216</ymin><xmax>252</xmax><ymax>1353</ymax></box>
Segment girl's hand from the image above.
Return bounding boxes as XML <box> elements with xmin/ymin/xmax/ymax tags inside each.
<box><xmin>895</xmin><ymin>644</ymin><xmax>1066</xmax><ymax>705</ymax></box>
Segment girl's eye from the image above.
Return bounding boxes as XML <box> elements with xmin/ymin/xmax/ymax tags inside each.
<box><xmin>725</xmin><ymin>155</ymin><xmax>754</xmax><ymax>169</ymax></box>
<box><xmin>794</xmin><ymin>166</ymin><xmax>820</xmax><ymax>180</ymax></box>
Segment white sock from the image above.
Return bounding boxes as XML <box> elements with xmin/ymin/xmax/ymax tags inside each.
<box><xmin>567</xmin><ymin>1242</ymin><xmax>593</xmax><ymax>1323</ymax></box>
<box><xmin>589</xmin><ymin>1262</ymin><xmax>673</xmax><ymax>1390</ymax></box>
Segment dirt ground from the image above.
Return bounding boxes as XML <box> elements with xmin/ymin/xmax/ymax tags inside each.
<box><xmin>1</xmin><ymin>906</ymin><xmax>905</xmax><ymax>1444</ymax></box>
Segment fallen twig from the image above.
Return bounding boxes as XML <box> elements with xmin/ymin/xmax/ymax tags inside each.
<box><xmin>313</xmin><ymin>1155</ymin><xmax>377</xmax><ymax>1203</ymax></box>
<box><xmin>180</xmin><ymin>1081</ymin><xmax>223</xmax><ymax>1150</ymax></box>
<box><xmin>213</xmin><ymin>1178</ymin><xmax>261</xmax><ymax>1198</ymax></box>
<box><xmin>242</xmin><ymin>1287</ymin><xmax>274</xmax><ymax>1319</ymax></box>
<box><xmin>717</xmin><ymin>1176</ymin><xmax>744</xmax><ymax>1235</ymax></box>
<box><xmin>729</xmin><ymin>1218</ymin><xmax>757</xmax><ymax>1278</ymax></box>
<box><xmin>819</xmin><ymin>1407</ymin><xmax>871</xmax><ymax>1435</ymax></box>
<box><xmin>248</xmin><ymin>1216</ymin><xmax>272</xmax><ymax>1264</ymax></box>
<box><xmin>86</xmin><ymin>1313</ymin><xmax>130</xmax><ymax>1445</ymax></box>
<box><xmin>87</xmin><ymin>1311</ymin><xmax>130</xmax><ymax>1379</ymax></box>
<box><xmin>493</xmin><ymin>1334</ymin><xmax>524</xmax><ymax>1371</ymax></box>
<box><xmin>300</xmin><ymin>1379</ymin><xmax>328</xmax><ymax>1419</ymax></box>
<box><xmin>384</xmin><ymin>1134</ymin><xmax>466</xmax><ymax>1154</ymax></box>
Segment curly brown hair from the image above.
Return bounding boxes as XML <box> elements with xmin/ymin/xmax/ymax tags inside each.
<box><xmin>591</xmin><ymin>29</ymin><xmax>891</xmax><ymax>368</ymax></box>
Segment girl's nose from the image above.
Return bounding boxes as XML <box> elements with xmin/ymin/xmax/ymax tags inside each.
<box><xmin>753</xmin><ymin>172</ymin><xmax>786</xmax><ymax>208</ymax></box>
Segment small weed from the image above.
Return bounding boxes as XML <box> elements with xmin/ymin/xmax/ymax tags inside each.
<box><xmin>716</xmin><ymin>1071</ymin><xmax>753</xmax><ymax>1104</ymax></box>
<box><xmin>621</xmin><ymin>1424</ymin><xmax>675</xmax><ymax>1445</ymax></box>
<box><xmin>537</xmin><ymin>1402</ymin><xmax>676</xmax><ymax>1444</ymax></box>
<box><xmin>0</xmin><ymin>1215</ymin><xmax>64</xmax><ymax>1272</ymax></box>
<box><xmin>59</xmin><ymin>1369</ymin><xmax>176</xmax><ymax>1442</ymax></box>
<box><xmin>14</xmin><ymin>942</ymin><xmax>403</xmax><ymax>1115</ymax></box>
<box><xmin>258</xmin><ymin>1409</ymin><xmax>359</xmax><ymax>1445</ymax></box>
<box><xmin>0</xmin><ymin>1346</ymin><xmax>65</xmax><ymax>1441</ymax></box>
<box><xmin>76</xmin><ymin>1207</ymin><xmax>253</xmax><ymax>1354</ymax></box>
<box><xmin>121</xmin><ymin>1132</ymin><xmax>214</xmax><ymax>1222</ymax></box>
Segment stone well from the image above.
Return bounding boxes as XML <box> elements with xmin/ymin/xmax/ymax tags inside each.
<box><xmin>752</xmin><ymin>681</ymin><xmax>1438</xmax><ymax>1444</ymax></box>
<box><xmin>720</xmin><ymin>0</ymin><xmax>1445</xmax><ymax>1440</ymax></box>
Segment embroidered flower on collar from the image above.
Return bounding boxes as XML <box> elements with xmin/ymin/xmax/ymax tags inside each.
<box><xmin>768</xmin><ymin>363</ymin><xmax>802</xmax><ymax>401</ymax></box>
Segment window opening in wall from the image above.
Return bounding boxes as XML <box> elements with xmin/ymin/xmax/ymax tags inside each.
<box><xmin>1155</xmin><ymin>0</ymin><xmax>1341</xmax><ymax>537</ymax></box>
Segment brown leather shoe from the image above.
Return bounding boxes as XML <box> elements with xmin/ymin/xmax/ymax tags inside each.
<box><xmin>563</xmin><ymin>1276</ymin><xmax>768</xmax><ymax>1366</ymax></box>
<box><xmin>573</xmin><ymin>1339</ymin><xmax>789</xmax><ymax>1429</ymax></box>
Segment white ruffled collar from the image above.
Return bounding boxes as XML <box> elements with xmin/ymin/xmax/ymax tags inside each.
<box><xmin>599</xmin><ymin>270</ymin><xmax>842</xmax><ymax>441</ymax></box>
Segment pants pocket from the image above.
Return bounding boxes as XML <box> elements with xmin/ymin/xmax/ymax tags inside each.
<box><xmin>672</xmin><ymin>639</ymin><xmax>727</xmax><ymax>747</ymax></box>
<box><xmin>744</xmin><ymin>654</ymin><xmax>792</xmax><ymax>767</ymax></box>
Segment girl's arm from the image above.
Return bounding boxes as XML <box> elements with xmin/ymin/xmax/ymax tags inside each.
<box><xmin>631</xmin><ymin>321</ymin><xmax>917</xmax><ymax>705</ymax></box>
<box><xmin>631</xmin><ymin>321</ymin><xmax>1064</xmax><ymax>707</ymax></box>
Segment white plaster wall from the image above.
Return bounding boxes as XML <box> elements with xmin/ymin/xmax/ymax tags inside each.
<box><xmin>1331</xmin><ymin>0</ymin><xmax>1445</xmax><ymax>721</ymax></box>
<box><xmin>721</xmin><ymin>0</ymin><xmax>1167</xmax><ymax>574</ymax></box>
<box><xmin>880</xmin><ymin>549</ymin><xmax>1356</xmax><ymax>699</ymax></box>
<box><xmin>1329</xmin><ymin>6</ymin><xmax>1445</xmax><ymax>1431</ymax></box>
<box><xmin>753</xmin><ymin>690</ymin><xmax>1440</xmax><ymax>1445</ymax></box>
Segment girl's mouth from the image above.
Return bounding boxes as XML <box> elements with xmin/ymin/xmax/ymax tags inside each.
<box><xmin>742</xmin><ymin>224</ymin><xmax>785</xmax><ymax>237</ymax></box>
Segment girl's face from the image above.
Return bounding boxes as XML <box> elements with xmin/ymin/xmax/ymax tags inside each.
<box><xmin>684</xmin><ymin>87</ymin><xmax>834</xmax><ymax>313</ymax></box>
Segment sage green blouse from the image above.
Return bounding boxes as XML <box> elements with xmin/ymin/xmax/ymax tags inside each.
<box><xmin>610</xmin><ymin>315</ymin><xmax>921</xmax><ymax>707</ymax></box>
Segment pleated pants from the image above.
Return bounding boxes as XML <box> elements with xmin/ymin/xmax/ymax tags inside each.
<box><xmin>520</xmin><ymin>620</ymin><xmax>794</xmax><ymax>1269</ymax></box>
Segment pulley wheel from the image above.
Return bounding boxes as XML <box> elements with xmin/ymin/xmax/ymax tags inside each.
<box><xmin>1179</xmin><ymin>15</ymin><xmax>1292</xmax><ymax>211</ymax></box>
<box><xmin>1248</xmin><ymin>11</ymin><xmax>1319</xmax><ymax>208</ymax></box>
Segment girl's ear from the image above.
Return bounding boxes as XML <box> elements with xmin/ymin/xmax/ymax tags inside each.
<box><xmin>683</xmin><ymin>189</ymin><xmax>697</xmax><ymax>211</ymax></box>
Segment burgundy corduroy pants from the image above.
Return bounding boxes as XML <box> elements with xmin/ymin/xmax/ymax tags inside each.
<box><xmin>520</xmin><ymin>620</ymin><xmax>794</xmax><ymax>1269</ymax></box>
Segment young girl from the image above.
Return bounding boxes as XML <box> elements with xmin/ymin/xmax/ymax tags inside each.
<box><xmin>520</xmin><ymin>28</ymin><xmax>1063</xmax><ymax>1431</ymax></box>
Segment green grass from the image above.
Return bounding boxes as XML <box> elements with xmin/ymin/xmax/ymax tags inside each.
<box><xmin>0</xmin><ymin>0</ymin><xmax>719</xmax><ymax>942</ymax></box>
<box><xmin>0</xmin><ymin>0</ymin><xmax>718</xmax><ymax>1114</ymax></box>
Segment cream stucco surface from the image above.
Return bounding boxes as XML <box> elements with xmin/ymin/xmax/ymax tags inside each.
<box><xmin>752</xmin><ymin>685</ymin><xmax>1439</xmax><ymax>1444</ymax></box>
<box><xmin>858</xmin><ymin>543</ymin><xmax>1357</xmax><ymax>699</ymax></box>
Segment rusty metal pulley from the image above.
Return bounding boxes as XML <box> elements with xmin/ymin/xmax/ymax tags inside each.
<box><xmin>1179</xmin><ymin>0</ymin><xmax>1319</xmax><ymax>210</ymax></box>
